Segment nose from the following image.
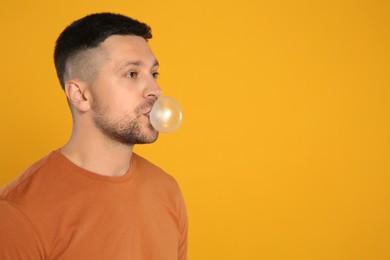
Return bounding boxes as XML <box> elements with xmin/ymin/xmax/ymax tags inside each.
<box><xmin>144</xmin><ymin>78</ymin><xmax>162</xmax><ymax>100</ymax></box>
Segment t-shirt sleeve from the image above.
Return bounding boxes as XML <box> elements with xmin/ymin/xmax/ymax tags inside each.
<box><xmin>177</xmin><ymin>190</ymin><xmax>189</xmax><ymax>260</ymax></box>
<box><xmin>0</xmin><ymin>200</ymin><xmax>45</xmax><ymax>259</ymax></box>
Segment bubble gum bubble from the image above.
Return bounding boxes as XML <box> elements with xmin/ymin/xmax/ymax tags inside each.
<box><xmin>150</xmin><ymin>96</ymin><xmax>182</xmax><ymax>133</ymax></box>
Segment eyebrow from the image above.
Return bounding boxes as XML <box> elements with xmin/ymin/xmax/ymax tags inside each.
<box><xmin>118</xmin><ymin>59</ymin><xmax>159</xmax><ymax>72</ymax></box>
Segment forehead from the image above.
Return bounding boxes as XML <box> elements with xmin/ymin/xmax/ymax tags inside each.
<box><xmin>100</xmin><ymin>35</ymin><xmax>156</xmax><ymax>66</ymax></box>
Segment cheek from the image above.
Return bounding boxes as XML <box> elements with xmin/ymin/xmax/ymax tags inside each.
<box><xmin>102</xmin><ymin>93</ymin><xmax>141</xmax><ymax>119</ymax></box>
<box><xmin>94</xmin><ymin>76</ymin><xmax>142</xmax><ymax>113</ymax></box>
<box><xmin>116</xmin><ymin>84</ymin><xmax>143</xmax><ymax>110</ymax></box>
<box><xmin>115</xmin><ymin>90</ymin><xmax>139</xmax><ymax>109</ymax></box>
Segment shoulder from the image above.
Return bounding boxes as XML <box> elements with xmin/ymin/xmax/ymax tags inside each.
<box><xmin>0</xmin><ymin>151</ymin><xmax>58</xmax><ymax>201</ymax></box>
<box><xmin>0</xmin><ymin>200</ymin><xmax>45</xmax><ymax>258</ymax></box>
<box><xmin>132</xmin><ymin>153</ymin><xmax>187</xmax><ymax>216</ymax></box>
<box><xmin>132</xmin><ymin>153</ymin><xmax>175</xmax><ymax>180</ymax></box>
<box><xmin>0</xmin><ymin>152</ymin><xmax>55</xmax><ymax>258</ymax></box>
<box><xmin>132</xmin><ymin>153</ymin><xmax>182</xmax><ymax>191</ymax></box>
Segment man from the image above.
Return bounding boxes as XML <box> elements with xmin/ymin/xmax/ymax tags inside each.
<box><xmin>0</xmin><ymin>13</ymin><xmax>188</xmax><ymax>259</ymax></box>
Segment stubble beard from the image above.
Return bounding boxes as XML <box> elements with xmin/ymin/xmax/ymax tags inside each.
<box><xmin>91</xmin><ymin>99</ymin><xmax>159</xmax><ymax>146</ymax></box>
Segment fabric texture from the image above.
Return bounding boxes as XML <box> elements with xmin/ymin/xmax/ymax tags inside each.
<box><xmin>0</xmin><ymin>150</ymin><xmax>188</xmax><ymax>260</ymax></box>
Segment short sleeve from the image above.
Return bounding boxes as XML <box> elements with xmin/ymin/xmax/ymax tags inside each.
<box><xmin>0</xmin><ymin>200</ymin><xmax>45</xmax><ymax>259</ymax></box>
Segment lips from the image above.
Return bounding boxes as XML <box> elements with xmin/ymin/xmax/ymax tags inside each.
<box><xmin>143</xmin><ymin>107</ymin><xmax>152</xmax><ymax>116</ymax></box>
<box><xmin>142</xmin><ymin>102</ymin><xmax>156</xmax><ymax>115</ymax></box>
<box><xmin>140</xmin><ymin>98</ymin><xmax>157</xmax><ymax>117</ymax></box>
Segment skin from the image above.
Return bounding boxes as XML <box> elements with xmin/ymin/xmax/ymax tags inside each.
<box><xmin>60</xmin><ymin>35</ymin><xmax>162</xmax><ymax>177</ymax></box>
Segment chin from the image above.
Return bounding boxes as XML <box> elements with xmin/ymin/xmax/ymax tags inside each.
<box><xmin>140</xmin><ymin>124</ymin><xmax>159</xmax><ymax>144</ymax></box>
<box><xmin>148</xmin><ymin>129</ymin><xmax>159</xmax><ymax>143</ymax></box>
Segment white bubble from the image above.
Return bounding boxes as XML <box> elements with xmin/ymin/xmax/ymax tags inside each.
<box><xmin>150</xmin><ymin>96</ymin><xmax>182</xmax><ymax>133</ymax></box>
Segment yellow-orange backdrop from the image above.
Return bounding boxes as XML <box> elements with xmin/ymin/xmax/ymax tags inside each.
<box><xmin>0</xmin><ymin>0</ymin><xmax>389</xmax><ymax>259</ymax></box>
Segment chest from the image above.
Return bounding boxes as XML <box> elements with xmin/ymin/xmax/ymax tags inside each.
<box><xmin>36</xmin><ymin>186</ymin><xmax>180</xmax><ymax>259</ymax></box>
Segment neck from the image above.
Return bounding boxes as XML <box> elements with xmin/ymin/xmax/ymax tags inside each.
<box><xmin>61</xmin><ymin>126</ymin><xmax>134</xmax><ymax>177</ymax></box>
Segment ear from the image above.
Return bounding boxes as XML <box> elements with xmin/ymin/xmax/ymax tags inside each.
<box><xmin>64</xmin><ymin>80</ymin><xmax>91</xmax><ymax>112</ymax></box>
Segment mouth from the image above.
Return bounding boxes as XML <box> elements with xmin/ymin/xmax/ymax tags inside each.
<box><xmin>140</xmin><ymin>99</ymin><xmax>157</xmax><ymax>119</ymax></box>
<box><xmin>143</xmin><ymin>109</ymin><xmax>151</xmax><ymax>116</ymax></box>
<box><xmin>142</xmin><ymin>109</ymin><xmax>153</xmax><ymax>122</ymax></box>
<box><xmin>144</xmin><ymin>113</ymin><xmax>150</xmax><ymax>120</ymax></box>
<box><xmin>144</xmin><ymin>100</ymin><xmax>155</xmax><ymax>110</ymax></box>
<box><xmin>142</xmin><ymin>104</ymin><xmax>155</xmax><ymax>116</ymax></box>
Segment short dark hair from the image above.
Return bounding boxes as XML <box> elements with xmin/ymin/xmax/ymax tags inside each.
<box><xmin>54</xmin><ymin>12</ymin><xmax>152</xmax><ymax>89</ymax></box>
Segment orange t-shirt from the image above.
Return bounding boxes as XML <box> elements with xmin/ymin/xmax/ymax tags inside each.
<box><xmin>0</xmin><ymin>150</ymin><xmax>188</xmax><ymax>259</ymax></box>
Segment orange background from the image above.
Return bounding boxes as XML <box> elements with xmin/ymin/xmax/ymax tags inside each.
<box><xmin>0</xmin><ymin>0</ymin><xmax>389</xmax><ymax>259</ymax></box>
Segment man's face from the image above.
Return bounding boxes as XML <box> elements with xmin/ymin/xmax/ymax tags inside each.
<box><xmin>89</xmin><ymin>35</ymin><xmax>162</xmax><ymax>145</ymax></box>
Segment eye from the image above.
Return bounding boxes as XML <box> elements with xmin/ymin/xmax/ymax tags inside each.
<box><xmin>152</xmin><ymin>72</ymin><xmax>159</xmax><ymax>79</ymax></box>
<box><xmin>126</xmin><ymin>71</ymin><xmax>138</xmax><ymax>78</ymax></box>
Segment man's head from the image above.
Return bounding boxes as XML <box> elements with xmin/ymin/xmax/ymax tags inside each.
<box><xmin>54</xmin><ymin>13</ymin><xmax>162</xmax><ymax>146</ymax></box>
<box><xmin>54</xmin><ymin>12</ymin><xmax>152</xmax><ymax>89</ymax></box>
